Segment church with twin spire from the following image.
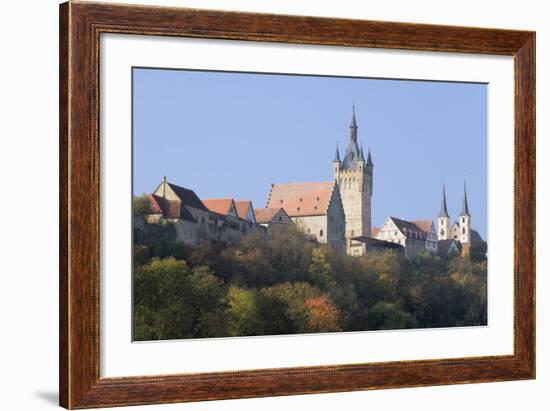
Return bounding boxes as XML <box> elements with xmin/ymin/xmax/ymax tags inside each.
<box><xmin>269</xmin><ymin>105</ymin><xmax>483</xmax><ymax>257</ymax></box>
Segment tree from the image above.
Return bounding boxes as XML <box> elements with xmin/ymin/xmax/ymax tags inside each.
<box><xmin>133</xmin><ymin>218</ymin><xmax>487</xmax><ymax>339</ymax></box>
<box><xmin>226</xmin><ymin>286</ymin><xmax>260</xmax><ymax>337</ymax></box>
<box><xmin>308</xmin><ymin>247</ymin><xmax>333</xmax><ymax>289</ymax></box>
<box><xmin>133</xmin><ymin>258</ymin><xmax>228</xmax><ymax>340</ymax></box>
<box><xmin>366</xmin><ymin>302</ymin><xmax>417</xmax><ymax>330</ymax></box>
<box><xmin>470</xmin><ymin>241</ymin><xmax>488</xmax><ymax>262</ymax></box>
<box><xmin>133</xmin><ymin>194</ymin><xmax>152</xmax><ymax>215</ymax></box>
<box><xmin>305</xmin><ymin>296</ymin><xmax>342</xmax><ymax>332</ymax></box>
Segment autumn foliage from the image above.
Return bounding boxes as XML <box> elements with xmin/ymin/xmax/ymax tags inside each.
<box><xmin>133</xmin><ymin>224</ymin><xmax>487</xmax><ymax>340</ymax></box>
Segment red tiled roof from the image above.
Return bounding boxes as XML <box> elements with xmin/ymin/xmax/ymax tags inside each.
<box><xmin>371</xmin><ymin>227</ymin><xmax>380</xmax><ymax>237</ymax></box>
<box><xmin>254</xmin><ymin>207</ymin><xmax>287</xmax><ymax>224</ymax></box>
<box><xmin>234</xmin><ymin>200</ymin><xmax>253</xmax><ymax>220</ymax></box>
<box><xmin>203</xmin><ymin>198</ymin><xmax>235</xmax><ymax>216</ymax></box>
<box><xmin>150</xmin><ymin>194</ymin><xmax>196</xmax><ymax>222</ymax></box>
<box><xmin>267</xmin><ymin>182</ymin><xmax>335</xmax><ymax>217</ymax></box>
<box><xmin>412</xmin><ymin>220</ymin><xmax>434</xmax><ymax>232</ymax></box>
<box><xmin>147</xmin><ymin>194</ymin><xmax>162</xmax><ymax>214</ymax></box>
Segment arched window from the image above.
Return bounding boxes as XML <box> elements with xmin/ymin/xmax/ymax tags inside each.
<box><xmin>462</xmin><ymin>227</ymin><xmax>465</xmax><ymax>234</ymax></box>
<box><xmin>440</xmin><ymin>229</ymin><xmax>444</xmax><ymax>236</ymax></box>
<box><xmin>320</xmin><ymin>229</ymin><xmax>324</xmax><ymax>237</ymax></box>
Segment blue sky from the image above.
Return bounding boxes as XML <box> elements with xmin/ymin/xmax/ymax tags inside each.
<box><xmin>133</xmin><ymin>68</ymin><xmax>487</xmax><ymax>239</ymax></box>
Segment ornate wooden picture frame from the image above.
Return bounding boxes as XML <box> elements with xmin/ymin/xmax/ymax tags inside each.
<box><xmin>59</xmin><ymin>1</ymin><xmax>535</xmax><ymax>408</ymax></box>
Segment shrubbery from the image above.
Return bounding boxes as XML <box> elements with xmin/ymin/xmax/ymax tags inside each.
<box><xmin>133</xmin><ymin>225</ymin><xmax>487</xmax><ymax>340</ymax></box>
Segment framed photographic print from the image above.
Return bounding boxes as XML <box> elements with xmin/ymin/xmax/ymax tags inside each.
<box><xmin>59</xmin><ymin>1</ymin><xmax>535</xmax><ymax>409</ymax></box>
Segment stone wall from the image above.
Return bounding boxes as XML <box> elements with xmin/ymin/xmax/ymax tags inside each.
<box><xmin>293</xmin><ymin>215</ymin><xmax>327</xmax><ymax>244</ymax></box>
<box><xmin>335</xmin><ymin>166</ymin><xmax>372</xmax><ymax>242</ymax></box>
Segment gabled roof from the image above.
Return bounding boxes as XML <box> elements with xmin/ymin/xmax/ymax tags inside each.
<box><xmin>146</xmin><ymin>194</ymin><xmax>163</xmax><ymax>214</ymax></box>
<box><xmin>438</xmin><ymin>239</ymin><xmax>462</xmax><ymax>254</ymax></box>
<box><xmin>471</xmin><ymin>229</ymin><xmax>484</xmax><ymax>242</ymax></box>
<box><xmin>203</xmin><ymin>198</ymin><xmax>237</xmax><ymax>216</ymax></box>
<box><xmin>412</xmin><ymin>220</ymin><xmax>434</xmax><ymax>233</ymax></box>
<box><xmin>150</xmin><ymin>194</ymin><xmax>196</xmax><ymax>222</ymax></box>
<box><xmin>390</xmin><ymin>217</ymin><xmax>423</xmax><ymax>234</ymax></box>
<box><xmin>166</xmin><ymin>182</ymin><xmax>208</xmax><ymax>211</ymax></box>
<box><xmin>254</xmin><ymin>207</ymin><xmax>289</xmax><ymax>224</ymax></box>
<box><xmin>235</xmin><ymin>200</ymin><xmax>256</xmax><ymax>222</ymax></box>
<box><xmin>267</xmin><ymin>182</ymin><xmax>336</xmax><ymax>217</ymax></box>
<box><xmin>386</xmin><ymin>217</ymin><xmax>429</xmax><ymax>239</ymax></box>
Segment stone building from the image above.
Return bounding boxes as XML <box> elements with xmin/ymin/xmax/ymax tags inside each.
<box><xmin>375</xmin><ymin>217</ymin><xmax>438</xmax><ymax>258</ymax></box>
<box><xmin>235</xmin><ymin>200</ymin><xmax>257</xmax><ymax>223</ymax></box>
<box><xmin>202</xmin><ymin>198</ymin><xmax>261</xmax><ymax>243</ymax></box>
<box><xmin>266</xmin><ymin>181</ymin><xmax>346</xmax><ymax>250</ymax></box>
<box><xmin>141</xmin><ymin>178</ymin><xmax>265</xmax><ymax>245</ymax></box>
<box><xmin>332</xmin><ymin>106</ymin><xmax>374</xmax><ymax>254</ymax></box>
<box><xmin>348</xmin><ymin>235</ymin><xmax>404</xmax><ymax>257</ymax></box>
<box><xmin>254</xmin><ymin>207</ymin><xmax>292</xmax><ymax>228</ymax></box>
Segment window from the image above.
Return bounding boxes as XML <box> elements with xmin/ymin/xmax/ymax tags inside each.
<box><xmin>320</xmin><ymin>229</ymin><xmax>324</xmax><ymax>237</ymax></box>
<box><xmin>440</xmin><ymin>229</ymin><xmax>444</xmax><ymax>236</ymax></box>
<box><xmin>462</xmin><ymin>217</ymin><xmax>465</xmax><ymax>223</ymax></box>
<box><xmin>462</xmin><ymin>227</ymin><xmax>465</xmax><ymax>234</ymax></box>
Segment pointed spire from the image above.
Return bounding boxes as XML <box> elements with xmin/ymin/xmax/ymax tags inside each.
<box><xmin>366</xmin><ymin>148</ymin><xmax>373</xmax><ymax>166</ymax></box>
<box><xmin>334</xmin><ymin>144</ymin><xmax>341</xmax><ymax>162</ymax></box>
<box><xmin>460</xmin><ymin>180</ymin><xmax>471</xmax><ymax>217</ymax></box>
<box><xmin>439</xmin><ymin>183</ymin><xmax>449</xmax><ymax>218</ymax></box>
<box><xmin>350</xmin><ymin>104</ymin><xmax>358</xmax><ymax>129</ymax></box>
<box><xmin>358</xmin><ymin>145</ymin><xmax>365</xmax><ymax>161</ymax></box>
<box><xmin>341</xmin><ymin>105</ymin><xmax>361</xmax><ymax>170</ymax></box>
<box><xmin>349</xmin><ymin>104</ymin><xmax>358</xmax><ymax>144</ymax></box>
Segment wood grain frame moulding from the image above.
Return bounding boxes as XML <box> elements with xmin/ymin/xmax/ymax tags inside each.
<box><xmin>59</xmin><ymin>1</ymin><xmax>535</xmax><ymax>409</ymax></box>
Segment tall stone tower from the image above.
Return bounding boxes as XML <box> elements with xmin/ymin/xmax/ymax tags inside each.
<box><xmin>437</xmin><ymin>184</ymin><xmax>451</xmax><ymax>240</ymax></box>
<box><xmin>459</xmin><ymin>180</ymin><xmax>471</xmax><ymax>245</ymax></box>
<box><xmin>333</xmin><ymin>106</ymin><xmax>373</xmax><ymax>244</ymax></box>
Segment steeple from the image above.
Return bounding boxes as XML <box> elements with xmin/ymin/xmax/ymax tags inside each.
<box><xmin>460</xmin><ymin>180</ymin><xmax>471</xmax><ymax>217</ymax></box>
<box><xmin>439</xmin><ymin>184</ymin><xmax>449</xmax><ymax>218</ymax></box>
<box><xmin>366</xmin><ymin>148</ymin><xmax>373</xmax><ymax>166</ymax></box>
<box><xmin>333</xmin><ymin>144</ymin><xmax>341</xmax><ymax>162</ymax></box>
<box><xmin>349</xmin><ymin>104</ymin><xmax>358</xmax><ymax>143</ymax></box>
<box><xmin>358</xmin><ymin>145</ymin><xmax>365</xmax><ymax>161</ymax></box>
<box><xmin>341</xmin><ymin>105</ymin><xmax>361</xmax><ymax>170</ymax></box>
